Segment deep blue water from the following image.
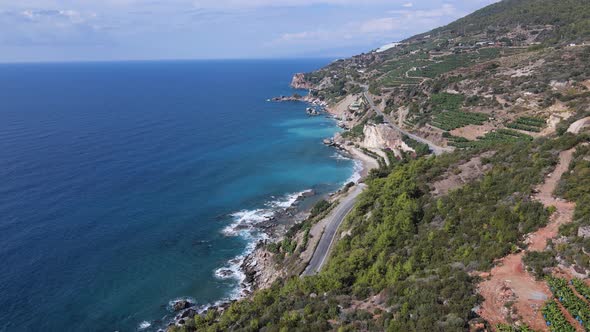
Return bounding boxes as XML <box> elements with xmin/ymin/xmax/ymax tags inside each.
<box><xmin>0</xmin><ymin>60</ymin><xmax>356</xmax><ymax>331</ymax></box>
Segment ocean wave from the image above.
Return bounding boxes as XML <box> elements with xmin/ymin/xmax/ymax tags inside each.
<box><xmin>344</xmin><ymin>159</ymin><xmax>363</xmax><ymax>184</ymax></box>
<box><xmin>331</xmin><ymin>152</ymin><xmax>352</xmax><ymax>161</ymax></box>
<box><xmin>221</xmin><ymin>191</ymin><xmax>308</xmax><ymax>238</ymax></box>
<box><xmin>215</xmin><ymin>190</ymin><xmax>311</xmax><ymax>296</ymax></box>
<box><xmin>138</xmin><ymin>321</ymin><xmax>151</xmax><ymax>330</ymax></box>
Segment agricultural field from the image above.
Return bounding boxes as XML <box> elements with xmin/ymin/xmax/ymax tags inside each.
<box><xmin>413</xmin><ymin>48</ymin><xmax>502</xmax><ymax>78</ymax></box>
<box><xmin>430</xmin><ymin>92</ymin><xmax>465</xmax><ymax>112</ymax></box>
<box><xmin>542</xmin><ymin>301</ymin><xmax>576</xmax><ymax>332</ymax></box>
<box><xmin>446</xmin><ymin>129</ymin><xmax>533</xmax><ymax>148</ymax></box>
<box><xmin>546</xmin><ymin>277</ymin><xmax>590</xmax><ymax>330</ymax></box>
<box><xmin>431</xmin><ymin>111</ymin><xmax>489</xmax><ymax>131</ymax></box>
<box><xmin>375</xmin><ymin>53</ymin><xmax>430</xmax><ymax>87</ymax></box>
<box><xmin>572</xmin><ymin>279</ymin><xmax>590</xmax><ymax>301</ymax></box>
<box><xmin>507</xmin><ymin>116</ymin><xmax>546</xmax><ymax>132</ymax></box>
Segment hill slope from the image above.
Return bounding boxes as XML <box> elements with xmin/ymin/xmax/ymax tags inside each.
<box><xmin>169</xmin><ymin>1</ymin><xmax>590</xmax><ymax>331</ymax></box>
<box><xmin>421</xmin><ymin>0</ymin><xmax>590</xmax><ymax>44</ymax></box>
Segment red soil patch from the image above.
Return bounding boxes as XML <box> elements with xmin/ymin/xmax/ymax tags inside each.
<box><xmin>477</xmin><ymin>149</ymin><xmax>576</xmax><ymax>331</ymax></box>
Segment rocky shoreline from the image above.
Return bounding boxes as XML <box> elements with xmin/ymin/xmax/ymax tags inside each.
<box><xmin>162</xmin><ymin>73</ymin><xmax>376</xmax><ymax>332</ymax></box>
<box><xmin>162</xmin><ymin>190</ymin><xmax>332</xmax><ymax>331</ymax></box>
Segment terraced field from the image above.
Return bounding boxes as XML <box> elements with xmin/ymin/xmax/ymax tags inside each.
<box><xmin>507</xmin><ymin>116</ymin><xmax>547</xmax><ymax>132</ymax></box>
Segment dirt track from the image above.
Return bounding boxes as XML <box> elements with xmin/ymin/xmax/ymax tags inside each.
<box><xmin>477</xmin><ymin>148</ymin><xmax>576</xmax><ymax>331</ymax></box>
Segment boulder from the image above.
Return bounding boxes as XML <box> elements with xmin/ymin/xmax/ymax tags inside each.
<box><xmin>173</xmin><ymin>299</ymin><xmax>193</xmax><ymax>311</ymax></box>
<box><xmin>181</xmin><ymin>309</ymin><xmax>197</xmax><ymax>319</ymax></box>
<box><xmin>301</xmin><ymin>190</ymin><xmax>315</xmax><ymax>198</ymax></box>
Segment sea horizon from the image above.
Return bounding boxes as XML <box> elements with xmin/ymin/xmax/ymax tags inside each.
<box><xmin>0</xmin><ymin>57</ymin><xmax>341</xmax><ymax>66</ymax></box>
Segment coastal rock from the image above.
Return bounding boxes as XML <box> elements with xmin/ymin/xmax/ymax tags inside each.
<box><xmin>172</xmin><ymin>299</ymin><xmax>193</xmax><ymax>311</ymax></box>
<box><xmin>301</xmin><ymin>190</ymin><xmax>315</xmax><ymax>198</ymax></box>
<box><xmin>216</xmin><ymin>269</ymin><xmax>233</xmax><ymax>278</ymax></box>
<box><xmin>180</xmin><ymin>308</ymin><xmax>197</xmax><ymax>319</ymax></box>
<box><xmin>291</xmin><ymin>73</ymin><xmax>312</xmax><ymax>89</ymax></box>
<box><xmin>323</xmin><ymin>138</ymin><xmax>336</xmax><ymax>146</ymax></box>
<box><xmin>271</xmin><ymin>95</ymin><xmax>302</xmax><ymax>102</ymax></box>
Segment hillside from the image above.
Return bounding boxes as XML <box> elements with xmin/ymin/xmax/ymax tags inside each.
<box><xmin>296</xmin><ymin>0</ymin><xmax>590</xmax><ymax>153</ymax></box>
<box><xmin>420</xmin><ymin>0</ymin><xmax>590</xmax><ymax>44</ymax></box>
<box><xmin>169</xmin><ymin>0</ymin><xmax>590</xmax><ymax>331</ymax></box>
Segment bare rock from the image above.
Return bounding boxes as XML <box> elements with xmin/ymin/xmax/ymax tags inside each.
<box><xmin>172</xmin><ymin>299</ymin><xmax>193</xmax><ymax>311</ymax></box>
<box><xmin>578</xmin><ymin>226</ymin><xmax>590</xmax><ymax>238</ymax></box>
<box><xmin>291</xmin><ymin>73</ymin><xmax>312</xmax><ymax>89</ymax></box>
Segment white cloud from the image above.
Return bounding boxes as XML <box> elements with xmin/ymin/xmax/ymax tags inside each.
<box><xmin>279</xmin><ymin>31</ymin><xmax>323</xmax><ymax>41</ymax></box>
<box><xmin>388</xmin><ymin>4</ymin><xmax>460</xmax><ymax>19</ymax></box>
<box><xmin>274</xmin><ymin>3</ymin><xmax>463</xmax><ymax>46</ymax></box>
<box><xmin>402</xmin><ymin>2</ymin><xmax>413</xmax><ymax>8</ymax></box>
<box><xmin>190</xmin><ymin>0</ymin><xmax>414</xmax><ymax>10</ymax></box>
<box><xmin>359</xmin><ymin>17</ymin><xmax>398</xmax><ymax>33</ymax></box>
<box><xmin>16</xmin><ymin>9</ymin><xmax>95</xmax><ymax>25</ymax></box>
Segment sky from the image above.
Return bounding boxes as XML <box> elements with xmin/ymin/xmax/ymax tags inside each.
<box><xmin>0</xmin><ymin>0</ymin><xmax>499</xmax><ymax>62</ymax></box>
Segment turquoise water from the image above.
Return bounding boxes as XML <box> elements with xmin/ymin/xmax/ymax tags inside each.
<box><xmin>0</xmin><ymin>60</ymin><xmax>357</xmax><ymax>331</ymax></box>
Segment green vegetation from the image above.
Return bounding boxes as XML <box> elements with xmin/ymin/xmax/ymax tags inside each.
<box><xmin>523</xmin><ymin>250</ymin><xmax>557</xmax><ymax>279</ymax></box>
<box><xmin>414</xmin><ymin>48</ymin><xmax>502</xmax><ymax>78</ymax></box>
<box><xmin>377</xmin><ymin>53</ymin><xmax>430</xmax><ymax>87</ymax></box>
<box><xmin>402</xmin><ymin>135</ymin><xmax>431</xmax><ymax>157</ymax></box>
<box><xmin>192</xmin><ymin>137</ymin><xmax>566</xmax><ymax>331</ymax></box>
<box><xmin>443</xmin><ymin>132</ymin><xmax>471</xmax><ymax>146</ymax></box>
<box><xmin>432</xmin><ymin>111</ymin><xmax>489</xmax><ymax>131</ymax></box>
<box><xmin>572</xmin><ymin>279</ymin><xmax>590</xmax><ymax>301</ymax></box>
<box><xmin>310</xmin><ymin>199</ymin><xmax>331</xmax><ymax>218</ymax></box>
<box><xmin>554</xmin><ymin>143</ymin><xmax>590</xmax><ymax>271</ymax></box>
<box><xmin>430</xmin><ymin>93</ymin><xmax>465</xmax><ymax>112</ymax></box>
<box><xmin>448</xmin><ymin>129</ymin><xmax>533</xmax><ymax>149</ymax></box>
<box><xmin>425</xmin><ymin>0</ymin><xmax>590</xmax><ymax>44</ymax></box>
<box><xmin>542</xmin><ymin>300</ymin><xmax>576</xmax><ymax>332</ymax></box>
<box><xmin>507</xmin><ymin>117</ymin><xmax>546</xmax><ymax>132</ymax></box>
<box><xmin>496</xmin><ymin>323</ymin><xmax>536</xmax><ymax>332</ymax></box>
<box><xmin>342</xmin><ymin>120</ymin><xmax>367</xmax><ymax>140</ymax></box>
<box><xmin>372</xmin><ymin>114</ymin><xmax>384</xmax><ymax>124</ymax></box>
<box><xmin>546</xmin><ymin>277</ymin><xmax>590</xmax><ymax>329</ymax></box>
<box><xmin>428</xmin><ymin>93</ymin><xmax>489</xmax><ymax>131</ymax></box>
<box><xmin>177</xmin><ymin>1</ymin><xmax>590</xmax><ymax>330</ymax></box>
<box><xmin>360</xmin><ymin>148</ymin><xmax>387</xmax><ymax>169</ymax></box>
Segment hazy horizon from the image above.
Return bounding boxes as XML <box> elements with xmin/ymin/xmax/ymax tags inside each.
<box><xmin>0</xmin><ymin>0</ymin><xmax>499</xmax><ymax>63</ymax></box>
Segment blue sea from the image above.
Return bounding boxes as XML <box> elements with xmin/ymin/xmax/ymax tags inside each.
<box><xmin>0</xmin><ymin>60</ymin><xmax>358</xmax><ymax>331</ymax></box>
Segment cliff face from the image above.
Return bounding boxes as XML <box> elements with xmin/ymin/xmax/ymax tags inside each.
<box><xmin>362</xmin><ymin>124</ymin><xmax>414</xmax><ymax>157</ymax></box>
<box><xmin>290</xmin><ymin>73</ymin><xmax>313</xmax><ymax>90</ymax></box>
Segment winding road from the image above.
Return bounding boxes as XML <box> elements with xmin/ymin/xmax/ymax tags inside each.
<box><xmin>361</xmin><ymin>87</ymin><xmax>453</xmax><ymax>156</ymax></box>
<box><xmin>302</xmin><ymin>88</ymin><xmax>451</xmax><ymax>276</ymax></box>
<box><xmin>302</xmin><ymin>184</ymin><xmax>366</xmax><ymax>276</ymax></box>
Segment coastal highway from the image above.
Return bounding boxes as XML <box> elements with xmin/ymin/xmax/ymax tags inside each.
<box><xmin>361</xmin><ymin>88</ymin><xmax>453</xmax><ymax>156</ymax></box>
<box><xmin>302</xmin><ymin>183</ymin><xmax>366</xmax><ymax>276</ymax></box>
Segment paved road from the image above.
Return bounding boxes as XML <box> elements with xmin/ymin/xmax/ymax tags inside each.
<box><xmin>361</xmin><ymin>88</ymin><xmax>453</xmax><ymax>156</ymax></box>
<box><xmin>302</xmin><ymin>184</ymin><xmax>366</xmax><ymax>276</ymax></box>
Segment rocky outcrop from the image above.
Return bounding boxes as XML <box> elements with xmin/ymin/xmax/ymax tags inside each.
<box><xmin>578</xmin><ymin>226</ymin><xmax>590</xmax><ymax>239</ymax></box>
<box><xmin>172</xmin><ymin>299</ymin><xmax>193</xmax><ymax>311</ymax></box>
<box><xmin>568</xmin><ymin>116</ymin><xmax>590</xmax><ymax>134</ymax></box>
<box><xmin>272</xmin><ymin>95</ymin><xmax>303</xmax><ymax>102</ymax></box>
<box><xmin>291</xmin><ymin>73</ymin><xmax>313</xmax><ymax>89</ymax></box>
<box><xmin>362</xmin><ymin>124</ymin><xmax>414</xmax><ymax>157</ymax></box>
<box><xmin>241</xmin><ymin>243</ymin><xmax>281</xmax><ymax>290</ymax></box>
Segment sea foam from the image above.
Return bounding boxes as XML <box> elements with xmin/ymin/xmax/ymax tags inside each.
<box><xmin>215</xmin><ymin>190</ymin><xmax>310</xmax><ymax>296</ymax></box>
